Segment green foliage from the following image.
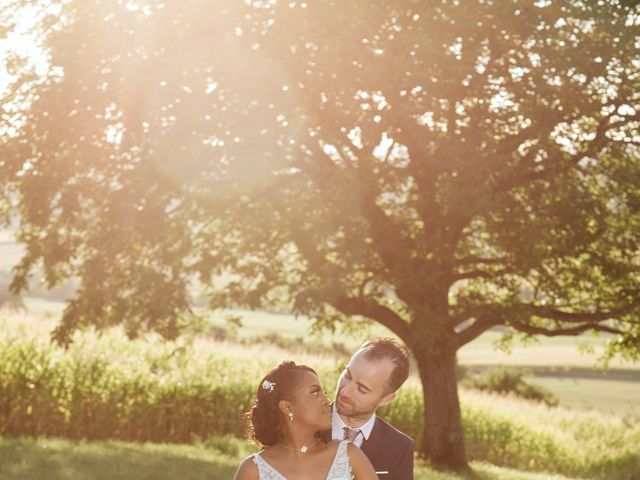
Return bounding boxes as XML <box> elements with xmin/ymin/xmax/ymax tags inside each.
<box><xmin>1</xmin><ymin>316</ymin><xmax>638</xmax><ymax>479</ymax></box>
<box><xmin>378</xmin><ymin>383</ymin><xmax>425</xmax><ymax>448</ymax></box>
<box><xmin>461</xmin><ymin>367</ymin><xmax>558</xmax><ymax>406</ymax></box>
<box><xmin>0</xmin><ymin>315</ymin><xmax>344</xmax><ymax>441</ymax></box>
<box><xmin>0</xmin><ymin>321</ymin><xmax>263</xmax><ymax>442</ymax></box>
<box><xmin>461</xmin><ymin>391</ymin><xmax>640</xmax><ymax>480</ymax></box>
<box><xmin>0</xmin><ymin>0</ymin><xmax>637</xmax><ymax>357</ymax></box>
<box><xmin>1</xmin><ymin>2</ymin><xmax>639</xmax><ymax>466</ymax></box>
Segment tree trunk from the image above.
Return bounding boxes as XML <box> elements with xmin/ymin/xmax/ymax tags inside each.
<box><xmin>416</xmin><ymin>345</ymin><xmax>468</xmax><ymax>470</ymax></box>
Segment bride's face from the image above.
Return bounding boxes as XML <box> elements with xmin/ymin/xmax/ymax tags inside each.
<box><xmin>288</xmin><ymin>371</ymin><xmax>332</xmax><ymax>430</ymax></box>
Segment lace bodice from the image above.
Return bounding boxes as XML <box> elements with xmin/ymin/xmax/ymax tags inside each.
<box><xmin>252</xmin><ymin>440</ymin><xmax>354</xmax><ymax>480</ymax></box>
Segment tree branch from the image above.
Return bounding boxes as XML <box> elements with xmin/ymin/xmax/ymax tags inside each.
<box><xmin>455</xmin><ymin>256</ymin><xmax>508</xmax><ymax>267</ymax></box>
<box><xmin>355</xmin><ymin>179</ymin><xmax>419</xmax><ymax>271</ymax></box>
<box><xmin>527</xmin><ymin>299</ymin><xmax>640</xmax><ymax>323</ymax></box>
<box><xmin>393</xmin><ymin>115</ymin><xmax>442</xmax><ymax>231</ymax></box>
<box><xmin>451</xmin><ymin>297</ymin><xmax>640</xmax><ymax>347</ymax></box>
<box><xmin>453</xmin><ymin>313</ymin><xmax>505</xmax><ymax>349</ymax></box>
<box><xmin>452</xmin><ymin>268</ymin><xmax>514</xmax><ymax>281</ymax></box>
<box><xmin>608</xmin><ymin>113</ymin><xmax>640</xmax><ymax>130</ymax></box>
<box><xmin>491</xmin><ymin>105</ymin><xmax>628</xmax><ymax>195</ymax></box>
<box><xmin>302</xmin><ymin>141</ymin><xmax>417</xmax><ymax>272</ymax></box>
<box><xmin>511</xmin><ymin>322</ymin><xmax>622</xmax><ymax>337</ymax></box>
<box><xmin>335</xmin><ymin>296</ymin><xmax>412</xmax><ymax>344</ymax></box>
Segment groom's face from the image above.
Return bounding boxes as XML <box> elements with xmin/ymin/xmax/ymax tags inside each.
<box><xmin>335</xmin><ymin>350</ymin><xmax>396</xmax><ymax>421</ymax></box>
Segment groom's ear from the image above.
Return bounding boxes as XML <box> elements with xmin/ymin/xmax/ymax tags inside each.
<box><xmin>377</xmin><ymin>391</ymin><xmax>396</xmax><ymax>408</ymax></box>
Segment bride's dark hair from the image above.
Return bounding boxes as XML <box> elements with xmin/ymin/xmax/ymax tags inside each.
<box><xmin>244</xmin><ymin>360</ymin><xmax>317</xmax><ymax>446</ymax></box>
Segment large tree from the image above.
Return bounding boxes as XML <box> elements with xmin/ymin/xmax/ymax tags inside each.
<box><xmin>2</xmin><ymin>0</ymin><xmax>639</xmax><ymax>469</ymax></box>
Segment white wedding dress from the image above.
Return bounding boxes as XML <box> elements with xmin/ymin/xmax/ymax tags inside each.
<box><xmin>252</xmin><ymin>440</ymin><xmax>354</xmax><ymax>480</ymax></box>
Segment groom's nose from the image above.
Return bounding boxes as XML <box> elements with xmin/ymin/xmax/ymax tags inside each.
<box><xmin>340</xmin><ymin>379</ymin><xmax>355</xmax><ymax>398</ymax></box>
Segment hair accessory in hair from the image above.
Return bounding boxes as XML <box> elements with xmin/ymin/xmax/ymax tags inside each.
<box><xmin>261</xmin><ymin>380</ymin><xmax>276</xmax><ymax>392</ymax></box>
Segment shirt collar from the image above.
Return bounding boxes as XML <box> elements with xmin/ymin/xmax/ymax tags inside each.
<box><xmin>331</xmin><ymin>404</ymin><xmax>377</xmax><ymax>441</ymax></box>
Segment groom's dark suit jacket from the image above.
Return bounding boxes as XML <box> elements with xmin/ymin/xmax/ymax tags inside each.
<box><xmin>319</xmin><ymin>415</ymin><xmax>414</xmax><ymax>480</ymax></box>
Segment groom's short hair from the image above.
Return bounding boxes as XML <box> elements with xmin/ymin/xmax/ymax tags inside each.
<box><xmin>359</xmin><ymin>338</ymin><xmax>410</xmax><ymax>393</ymax></box>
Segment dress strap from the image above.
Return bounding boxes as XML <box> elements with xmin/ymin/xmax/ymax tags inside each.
<box><xmin>252</xmin><ymin>454</ymin><xmax>287</xmax><ymax>480</ymax></box>
<box><xmin>325</xmin><ymin>440</ymin><xmax>354</xmax><ymax>480</ymax></box>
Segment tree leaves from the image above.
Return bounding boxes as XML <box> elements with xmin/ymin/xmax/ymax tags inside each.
<box><xmin>0</xmin><ymin>0</ymin><xmax>638</xmax><ymax>359</ymax></box>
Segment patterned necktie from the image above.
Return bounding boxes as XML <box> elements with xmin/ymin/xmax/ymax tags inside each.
<box><xmin>343</xmin><ymin>426</ymin><xmax>361</xmax><ymax>442</ymax></box>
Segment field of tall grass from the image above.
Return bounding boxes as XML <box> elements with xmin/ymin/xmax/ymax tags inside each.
<box><xmin>0</xmin><ymin>312</ymin><xmax>638</xmax><ymax>479</ymax></box>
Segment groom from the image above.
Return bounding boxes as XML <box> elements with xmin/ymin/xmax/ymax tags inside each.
<box><xmin>327</xmin><ymin>338</ymin><xmax>414</xmax><ymax>479</ymax></box>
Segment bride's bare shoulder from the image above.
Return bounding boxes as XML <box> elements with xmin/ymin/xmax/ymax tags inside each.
<box><xmin>233</xmin><ymin>454</ymin><xmax>260</xmax><ymax>480</ymax></box>
<box><xmin>346</xmin><ymin>443</ymin><xmax>378</xmax><ymax>480</ymax></box>
<box><xmin>317</xmin><ymin>439</ymin><xmax>341</xmax><ymax>453</ymax></box>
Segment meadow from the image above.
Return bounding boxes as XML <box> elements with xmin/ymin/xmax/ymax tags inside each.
<box><xmin>1</xmin><ymin>310</ymin><xmax>639</xmax><ymax>479</ymax></box>
<box><xmin>0</xmin><ymin>436</ymin><xmax>580</xmax><ymax>480</ymax></box>
<box><xmin>10</xmin><ymin>297</ymin><xmax>640</xmax><ymax>416</ymax></box>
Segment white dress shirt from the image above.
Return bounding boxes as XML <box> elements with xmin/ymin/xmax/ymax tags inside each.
<box><xmin>331</xmin><ymin>404</ymin><xmax>376</xmax><ymax>448</ymax></box>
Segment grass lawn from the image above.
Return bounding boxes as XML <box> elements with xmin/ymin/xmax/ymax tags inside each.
<box><xmin>530</xmin><ymin>375</ymin><xmax>640</xmax><ymax>417</ymax></box>
<box><xmin>457</xmin><ymin>330</ymin><xmax>639</xmax><ymax>370</ymax></box>
<box><xmin>0</xmin><ymin>436</ymin><xmax>238</xmax><ymax>480</ymax></box>
<box><xmin>0</xmin><ymin>436</ymin><xmax>581</xmax><ymax>480</ymax></box>
<box><xmin>460</xmin><ymin>363</ymin><xmax>640</xmax><ymax>417</ymax></box>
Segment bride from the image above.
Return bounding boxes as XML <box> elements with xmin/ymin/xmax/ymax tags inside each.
<box><xmin>234</xmin><ymin>361</ymin><xmax>378</xmax><ymax>480</ymax></box>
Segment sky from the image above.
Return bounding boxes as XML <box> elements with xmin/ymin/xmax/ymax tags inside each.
<box><xmin>1</xmin><ymin>2</ymin><xmax>51</xmax><ymax>88</ymax></box>
<box><xmin>0</xmin><ymin>0</ymin><xmax>62</xmax><ymax>137</ymax></box>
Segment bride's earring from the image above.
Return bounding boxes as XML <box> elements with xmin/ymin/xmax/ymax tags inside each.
<box><xmin>288</xmin><ymin>411</ymin><xmax>294</xmax><ymax>422</ymax></box>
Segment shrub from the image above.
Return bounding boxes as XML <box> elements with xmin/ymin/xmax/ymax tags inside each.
<box><xmin>461</xmin><ymin>389</ymin><xmax>640</xmax><ymax>480</ymax></box>
<box><xmin>378</xmin><ymin>381</ymin><xmax>424</xmax><ymax>447</ymax></box>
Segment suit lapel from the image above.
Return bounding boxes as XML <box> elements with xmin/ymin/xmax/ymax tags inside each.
<box><xmin>360</xmin><ymin>417</ymin><xmax>383</xmax><ymax>459</ymax></box>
